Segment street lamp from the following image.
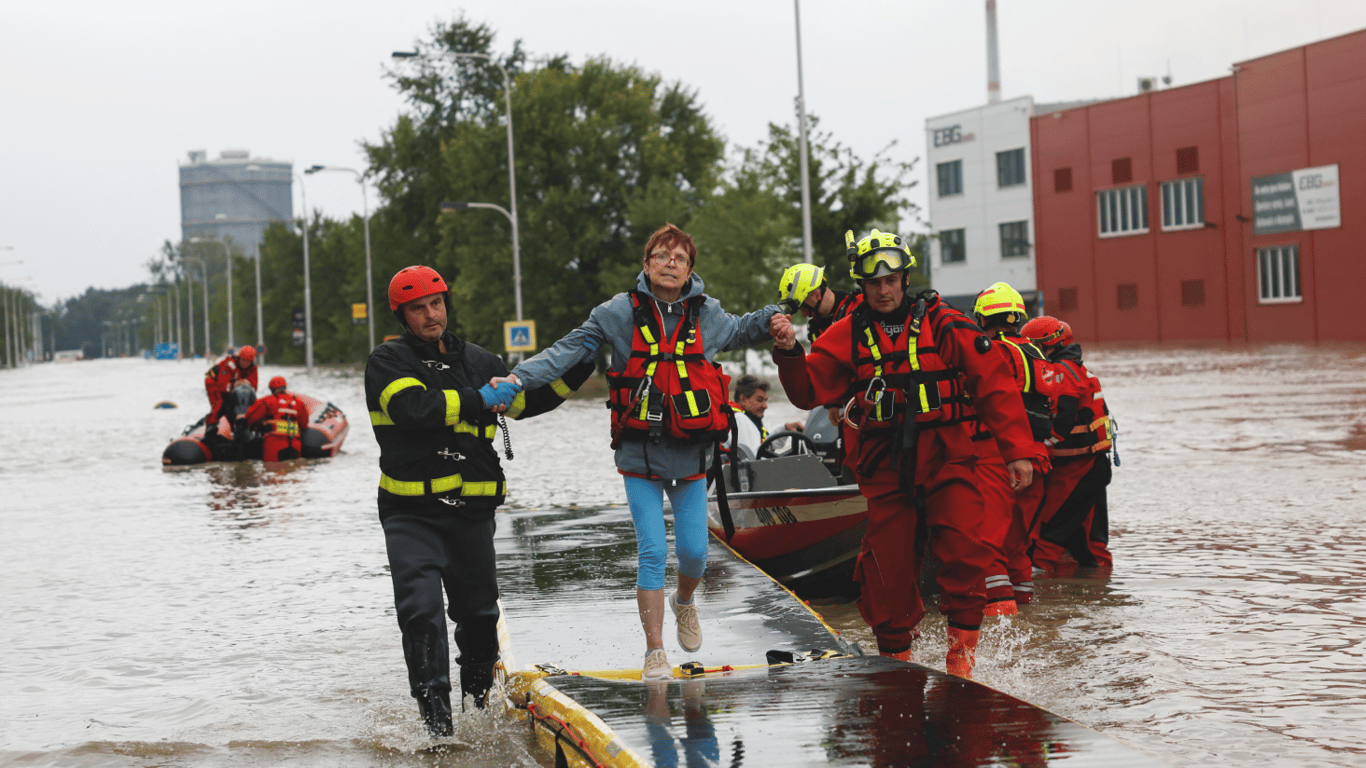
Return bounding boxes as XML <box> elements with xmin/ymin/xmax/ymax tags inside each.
<box><xmin>305</xmin><ymin>164</ymin><xmax>376</xmax><ymax>351</ymax></box>
<box><xmin>294</xmin><ymin>171</ymin><xmax>314</xmax><ymax>374</ymax></box>
<box><xmin>184</xmin><ymin>257</ymin><xmax>211</xmax><ymax>355</ymax></box>
<box><xmin>439</xmin><ymin>201</ymin><xmax>523</xmax><ymax>323</ymax></box>
<box><xmin>190</xmin><ymin>237</ymin><xmax>232</xmax><ymax>352</ymax></box>
<box><xmin>393</xmin><ymin>49</ymin><xmax>521</xmax><ymax>324</ymax></box>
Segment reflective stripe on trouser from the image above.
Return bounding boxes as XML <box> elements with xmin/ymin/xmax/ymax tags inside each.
<box><xmin>1032</xmin><ymin>456</ymin><xmax>1111</xmax><ymax>571</ymax></box>
<box><xmin>382</xmin><ymin>514</ymin><xmax>501</xmax><ymax>697</ymax></box>
<box><xmin>854</xmin><ymin>463</ymin><xmax>990</xmax><ymax>653</ymax></box>
<box><xmin>977</xmin><ymin>457</ymin><xmax>1046</xmax><ymax>598</ymax></box>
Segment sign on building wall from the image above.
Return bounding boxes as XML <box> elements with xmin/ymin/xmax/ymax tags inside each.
<box><xmin>1251</xmin><ymin>164</ymin><xmax>1341</xmax><ymax>235</ymax></box>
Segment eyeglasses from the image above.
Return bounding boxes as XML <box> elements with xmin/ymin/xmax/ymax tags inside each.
<box><xmin>850</xmin><ymin>249</ymin><xmax>912</xmax><ymax>279</ymax></box>
<box><xmin>649</xmin><ymin>252</ymin><xmax>689</xmax><ymax>266</ymax></box>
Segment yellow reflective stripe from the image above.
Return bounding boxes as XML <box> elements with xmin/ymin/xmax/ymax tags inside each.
<box><xmin>453</xmin><ymin>422</ymin><xmax>498</xmax><ymax>439</ymax></box>
<box><xmin>370</xmin><ymin>411</ymin><xmax>394</xmax><ymax>426</ymax></box>
<box><xmin>431</xmin><ymin>474</ymin><xmax>462</xmax><ymax>494</ymax></box>
<box><xmin>918</xmin><ymin>384</ymin><xmax>931</xmax><ymax>413</ymax></box>
<box><xmin>379</xmin><ymin>474</ymin><xmax>505</xmax><ymax>497</ymax></box>
<box><xmin>864</xmin><ymin>328</ymin><xmax>883</xmax><ymax>377</ymax></box>
<box><xmin>443</xmin><ymin>390</ymin><xmax>461</xmax><ymax>425</ymax></box>
<box><xmin>550</xmin><ymin>377</ymin><xmax>572</xmax><ymax>398</ymax></box>
<box><xmin>379</xmin><ymin>474</ymin><xmax>427</xmax><ymax>496</ymax></box>
<box><xmin>1014</xmin><ymin>345</ymin><xmax>1032</xmax><ymax>391</ymax></box>
<box><xmin>675</xmin><ymin>340</ymin><xmax>688</xmax><ymax>381</ymax></box>
<box><xmin>462</xmin><ymin>481</ymin><xmax>504</xmax><ymax>496</ymax></box>
<box><xmin>640</xmin><ymin>326</ymin><xmax>657</xmax><ymax>345</ymax></box>
<box><xmin>380</xmin><ymin>377</ymin><xmax>426</xmax><ymax>415</ymax></box>
<box><xmin>684</xmin><ymin>390</ymin><xmax>700</xmax><ymax>416</ymax></box>
<box><xmin>505</xmin><ymin>392</ymin><xmax>527</xmax><ymax>419</ymax></box>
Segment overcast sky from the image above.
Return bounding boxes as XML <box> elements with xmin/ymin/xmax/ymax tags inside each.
<box><xmin>4</xmin><ymin>0</ymin><xmax>1364</xmax><ymax>304</ymax></box>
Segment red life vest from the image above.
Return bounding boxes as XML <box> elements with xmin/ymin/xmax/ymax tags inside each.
<box><xmin>1049</xmin><ymin>361</ymin><xmax>1112</xmax><ymax>458</ymax></box>
<box><xmin>248</xmin><ymin>392</ymin><xmax>309</xmax><ymax>439</ymax></box>
<box><xmin>606</xmin><ymin>291</ymin><xmax>733</xmax><ymax>445</ymax></box>
<box><xmin>994</xmin><ymin>333</ymin><xmax>1058</xmax><ymax>444</ymax></box>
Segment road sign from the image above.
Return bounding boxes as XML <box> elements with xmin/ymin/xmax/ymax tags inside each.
<box><xmin>352</xmin><ymin>303</ymin><xmax>368</xmax><ymax>325</ymax></box>
<box><xmin>504</xmin><ymin>320</ymin><xmax>537</xmax><ymax>353</ymax></box>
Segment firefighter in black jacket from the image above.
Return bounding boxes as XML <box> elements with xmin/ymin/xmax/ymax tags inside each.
<box><xmin>366</xmin><ymin>265</ymin><xmax>592</xmax><ymax>738</ymax></box>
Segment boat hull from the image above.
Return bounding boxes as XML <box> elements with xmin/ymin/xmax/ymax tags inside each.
<box><xmin>162</xmin><ymin>393</ymin><xmax>349</xmax><ymax>466</ymax></box>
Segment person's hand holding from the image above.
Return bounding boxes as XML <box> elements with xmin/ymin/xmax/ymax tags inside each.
<box><xmin>784</xmin><ymin>421</ymin><xmax>804</xmax><ymax>433</ymax></box>
<box><xmin>478</xmin><ymin>378</ymin><xmax>522</xmax><ymax>412</ymax></box>
<box><xmin>770</xmin><ymin>313</ymin><xmax>797</xmax><ymax>350</ymax></box>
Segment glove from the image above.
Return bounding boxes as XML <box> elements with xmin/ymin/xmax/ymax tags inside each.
<box><xmin>478</xmin><ymin>382</ymin><xmax>522</xmax><ymax>410</ymax></box>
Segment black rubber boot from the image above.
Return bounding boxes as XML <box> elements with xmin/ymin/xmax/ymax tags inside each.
<box><xmin>414</xmin><ymin>684</ymin><xmax>453</xmax><ymax>737</ymax></box>
<box><xmin>459</xmin><ymin>661</ymin><xmax>496</xmax><ymax>711</ymax></box>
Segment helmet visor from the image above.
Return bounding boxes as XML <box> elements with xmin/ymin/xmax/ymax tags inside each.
<box><xmin>851</xmin><ymin>249</ymin><xmax>912</xmax><ymax>279</ymax></box>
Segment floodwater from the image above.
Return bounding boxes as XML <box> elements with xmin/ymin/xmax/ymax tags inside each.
<box><xmin>1</xmin><ymin>343</ymin><xmax>1364</xmax><ymax>768</ymax></box>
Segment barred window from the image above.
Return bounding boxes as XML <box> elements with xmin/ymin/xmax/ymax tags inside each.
<box><xmin>940</xmin><ymin>228</ymin><xmax>966</xmax><ymax>263</ymax></box>
<box><xmin>1057</xmin><ymin>287</ymin><xmax>1078</xmax><ymax>312</ymax></box>
<box><xmin>1117</xmin><ymin>283</ymin><xmax>1139</xmax><ymax>310</ymax></box>
<box><xmin>1181</xmin><ymin>279</ymin><xmax>1205</xmax><ymax>308</ymax></box>
<box><xmin>999</xmin><ymin>220</ymin><xmax>1030</xmax><ymax>258</ymax></box>
<box><xmin>1097</xmin><ymin>184</ymin><xmax>1149</xmax><ymax>237</ymax></box>
<box><xmin>1161</xmin><ymin>177</ymin><xmax>1205</xmax><ymax>230</ymax></box>
<box><xmin>997</xmin><ymin>148</ymin><xmax>1026</xmax><ymax>188</ymax></box>
<box><xmin>937</xmin><ymin>160</ymin><xmax>963</xmax><ymax>197</ymax></box>
<box><xmin>1257</xmin><ymin>246</ymin><xmax>1301</xmax><ymax>303</ymax></box>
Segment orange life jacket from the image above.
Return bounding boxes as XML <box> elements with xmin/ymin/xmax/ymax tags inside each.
<box><xmin>1049</xmin><ymin>361</ymin><xmax>1112</xmax><ymax>458</ymax></box>
<box><xmin>606</xmin><ymin>291</ymin><xmax>733</xmax><ymax>445</ymax></box>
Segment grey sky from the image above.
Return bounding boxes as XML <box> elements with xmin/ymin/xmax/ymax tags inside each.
<box><xmin>4</xmin><ymin>0</ymin><xmax>1364</xmax><ymax>303</ymax></box>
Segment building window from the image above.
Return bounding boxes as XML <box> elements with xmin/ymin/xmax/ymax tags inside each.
<box><xmin>1112</xmin><ymin>157</ymin><xmax>1133</xmax><ymax>184</ymax></box>
<box><xmin>1117</xmin><ymin>283</ymin><xmax>1138</xmax><ymax>310</ymax></box>
<box><xmin>937</xmin><ymin>160</ymin><xmax>963</xmax><ymax>197</ymax></box>
<box><xmin>1181</xmin><ymin>279</ymin><xmax>1205</xmax><ymax>308</ymax></box>
<box><xmin>999</xmin><ymin>220</ymin><xmax>1030</xmax><ymax>258</ymax></box>
<box><xmin>1161</xmin><ymin>177</ymin><xmax>1205</xmax><ymax>230</ymax></box>
<box><xmin>1097</xmin><ymin>184</ymin><xmax>1149</xmax><ymax>236</ymax></box>
<box><xmin>1054</xmin><ymin>167</ymin><xmax>1073</xmax><ymax>193</ymax></box>
<box><xmin>1257</xmin><ymin>246</ymin><xmax>1301</xmax><ymax>303</ymax></box>
<box><xmin>1058</xmin><ymin>287</ymin><xmax>1079</xmax><ymax>312</ymax></box>
<box><xmin>1176</xmin><ymin>146</ymin><xmax>1199</xmax><ymax>174</ymax></box>
<box><xmin>940</xmin><ymin>228</ymin><xmax>966</xmax><ymax>263</ymax></box>
<box><xmin>997</xmin><ymin>148</ymin><xmax>1026</xmax><ymax>187</ymax></box>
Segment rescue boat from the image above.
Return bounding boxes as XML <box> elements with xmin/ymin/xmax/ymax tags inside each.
<box><xmin>708</xmin><ymin>409</ymin><xmax>867</xmax><ymax>599</ymax></box>
<box><xmin>161</xmin><ymin>383</ymin><xmax>349</xmax><ymax>466</ymax></box>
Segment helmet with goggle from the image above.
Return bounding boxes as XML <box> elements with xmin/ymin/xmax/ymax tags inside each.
<box><xmin>846</xmin><ymin>229</ymin><xmax>916</xmax><ymax>280</ymax></box>
<box><xmin>778</xmin><ymin>263</ymin><xmax>825</xmax><ymax>313</ymax></box>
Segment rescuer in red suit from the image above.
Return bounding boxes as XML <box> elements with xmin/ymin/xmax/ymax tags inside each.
<box><xmin>203</xmin><ymin>346</ymin><xmax>258</xmax><ymax>436</ymax></box>
<box><xmin>1021</xmin><ymin>317</ymin><xmax>1114</xmax><ymax>572</ymax></box>
<box><xmin>770</xmin><ymin>230</ymin><xmax>1035</xmax><ymax>678</ymax></box>
<box><xmin>246</xmin><ymin>376</ymin><xmax>310</xmax><ymax>462</ymax></box>
<box><xmin>971</xmin><ymin>282</ymin><xmax>1066</xmax><ymax>615</ymax></box>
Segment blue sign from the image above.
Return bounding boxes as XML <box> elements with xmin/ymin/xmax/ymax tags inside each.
<box><xmin>153</xmin><ymin>342</ymin><xmax>180</xmax><ymax>360</ymax></box>
<box><xmin>503</xmin><ymin>320</ymin><xmax>537</xmax><ymax>352</ymax></box>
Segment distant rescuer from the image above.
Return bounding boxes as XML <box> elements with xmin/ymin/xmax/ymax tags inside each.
<box><xmin>365</xmin><ymin>265</ymin><xmax>591</xmax><ymax>738</ymax></box>
<box><xmin>244</xmin><ymin>375</ymin><xmax>309</xmax><ymax>462</ymax></box>
<box><xmin>769</xmin><ymin>230</ymin><xmax>1035</xmax><ymax>679</ymax></box>
<box><xmin>203</xmin><ymin>345</ymin><xmax>257</xmax><ymax>437</ymax></box>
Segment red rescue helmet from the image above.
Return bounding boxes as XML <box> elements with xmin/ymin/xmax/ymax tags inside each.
<box><xmin>388</xmin><ymin>265</ymin><xmax>448</xmax><ymax>311</ymax></box>
<box><xmin>268</xmin><ymin>375</ymin><xmax>287</xmax><ymax>391</ymax></box>
<box><xmin>237</xmin><ymin>345</ymin><xmax>257</xmax><ymax>364</ymax></box>
<box><xmin>1021</xmin><ymin>316</ymin><xmax>1073</xmax><ymax>348</ymax></box>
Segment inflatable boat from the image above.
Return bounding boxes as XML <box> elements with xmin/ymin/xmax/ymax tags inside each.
<box><xmin>162</xmin><ymin>383</ymin><xmax>349</xmax><ymax>466</ymax></box>
<box><xmin>709</xmin><ymin>409</ymin><xmax>866</xmax><ymax>599</ymax></box>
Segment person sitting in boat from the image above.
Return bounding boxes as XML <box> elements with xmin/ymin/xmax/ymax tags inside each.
<box><xmin>245</xmin><ymin>376</ymin><xmax>310</xmax><ymax>462</ymax></box>
<box><xmin>500</xmin><ymin>223</ymin><xmax>792</xmax><ymax>681</ymax></box>
<box><xmin>729</xmin><ymin>374</ymin><xmax>803</xmax><ymax>457</ymax></box>
<box><xmin>203</xmin><ymin>345</ymin><xmax>258</xmax><ymax>437</ymax></box>
<box><xmin>769</xmin><ymin>229</ymin><xmax>1034</xmax><ymax>679</ymax></box>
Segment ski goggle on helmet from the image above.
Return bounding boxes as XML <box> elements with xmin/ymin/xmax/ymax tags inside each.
<box><xmin>846</xmin><ymin>229</ymin><xmax>915</xmax><ymax>279</ymax></box>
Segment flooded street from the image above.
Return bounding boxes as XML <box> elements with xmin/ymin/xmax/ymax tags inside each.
<box><xmin>2</xmin><ymin>344</ymin><xmax>1365</xmax><ymax>767</ymax></box>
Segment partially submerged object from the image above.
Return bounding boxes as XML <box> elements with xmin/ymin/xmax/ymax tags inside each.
<box><xmin>161</xmin><ymin>383</ymin><xmax>349</xmax><ymax>465</ymax></box>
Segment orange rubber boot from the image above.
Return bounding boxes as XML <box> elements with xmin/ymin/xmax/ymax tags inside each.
<box><xmin>983</xmin><ymin>597</ymin><xmax>1018</xmax><ymax>617</ymax></box>
<box><xmin>880</xmin><ymin>648</ymin><xmax>913</xmax><ymax>662</ymax></box>
<box><xmin>946</xmin><ymin>627</ymin><xmax>980</xmax><ymax>679</ymax></box>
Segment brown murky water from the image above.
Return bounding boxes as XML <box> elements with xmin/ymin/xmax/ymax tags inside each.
<box><xmin>2</xmin><ymin>343</ymin><xmax>1364</xmax><ymax>767</ymax></box>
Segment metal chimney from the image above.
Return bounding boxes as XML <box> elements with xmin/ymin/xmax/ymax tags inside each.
<box><xmin>986</xmin><ymin>0</ymin><xmax>1001</xmax><ymax>103</ymax></box>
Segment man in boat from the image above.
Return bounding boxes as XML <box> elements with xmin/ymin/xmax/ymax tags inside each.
<box><xmin>770</xmin><ymin>229</ymin><xmax>1034</xmax><ymax>678</ymax></box>
<box><xmin>730</xmin><ymin>374</ymin><xmax>804</xmax><ymax>456</ymax></box>
<box><xmin>971</xmin><ymin>282</ymin><xmax>1063</xmax><ymax>615</ymax></box>
<box><xmin>203</xmin><ymin>345</ymin><xmax>258</xmax><ymax>437</ymax></box>
<box><xmin>244</xmin><ymin>375</ymin><xmax>310</xmax><ymax>462</ymax></box>
<box><xmin>365</xmin><ymin>265</ymin><xmax>593</xmax><ymax>738</ymax></box>
<box><xmin>1020</xmin><ymin>316</ymin><xmax>1115</xmax><ymax>573</ymax></box>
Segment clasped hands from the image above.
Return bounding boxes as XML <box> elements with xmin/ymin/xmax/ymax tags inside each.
<box><xmin>479</xmin><ymin>374</ymin><xmax>522</xmax><ymax>412</ymax></box>
<box><xmin>770</xmin><ymin>313</ymin><xmax>798</xmax><ymax>351</ymax></box>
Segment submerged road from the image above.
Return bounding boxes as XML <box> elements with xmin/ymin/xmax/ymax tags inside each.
<box><xmin>1</xmin><ymin>343</ymin><xmax>1364</xmax><ymax>767</ymax></box>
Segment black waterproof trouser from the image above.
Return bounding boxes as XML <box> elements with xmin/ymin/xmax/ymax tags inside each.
<box><xmin>1035</xmin><ymin>456</ymin><xmax>1112</xmax><ymax>567</ymax></box>
<box><xmin>381</xmin><ymin>513</ymin><xmax>501</xmax><ymax>704</ymax></box>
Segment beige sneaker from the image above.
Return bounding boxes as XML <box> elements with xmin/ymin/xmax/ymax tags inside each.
<box><xmin>670</xmin><ymin>592</ymin><xmax>702</xmax><ymax>653</ymax></box>
<box><xmin>642</xmin><ymin>648</ymin><xmax>671</xmax><ymax>680</ymax></box>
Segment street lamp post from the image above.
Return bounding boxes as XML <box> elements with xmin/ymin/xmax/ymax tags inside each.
<box><xmin>794</xmin><ymin>0</ymin><xmax>814</xmax><ymax>264</ymax></box>
<box><xmin>184</xmin><ymin>257</ymin><xmax>211</xmax><ymax>355</ymax></box>
<box><xmin>305</xmin><ymin>164</ymin><xmax>376</xmax><ymax>351</ymax></box>
<box><xmin>394</xmin><ymin>49</ymin><xmax>521</xmax><ymax>326</ymax></box>
<box><xmin>439</xmin><ymin>201</ymin><xmax>523</xmax><ymax>323</ymax></box>
<box><xmin>294</xmin><ymin>172</ymin><xmax>314</xmax><ymax>374</ymax></box>
<box><xmin>190</xmin><ymin>237</ymin><xmax>231</xmax><ymax>353</ymax></box>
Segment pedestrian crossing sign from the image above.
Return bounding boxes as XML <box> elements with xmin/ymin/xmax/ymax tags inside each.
<box><xmin>504</xmin><ymin>320</ymin><xmax>537</xmax><ymax>353</ymax></box>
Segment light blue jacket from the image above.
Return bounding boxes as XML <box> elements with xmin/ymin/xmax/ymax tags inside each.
<box><xmin>512</xmin><ymin>271</ymin><xmax>779</xmax><ymax>480</ymax></box>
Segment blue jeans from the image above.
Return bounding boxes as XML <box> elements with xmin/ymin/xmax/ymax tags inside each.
<box><xmin>623</xmin><ymin>476</ymin><xmax>709</xmax><ymax>591</ymax></box>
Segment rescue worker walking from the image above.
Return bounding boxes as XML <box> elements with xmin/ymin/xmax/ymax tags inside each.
<box><xmin>203</xmin><ymin>345</ymin><xmax>258</xmax><ymax>436</ymax></box>
<box><xmin>972</xmin><ymin>282</ymin><xmax>1061</xmax><ymax>614</ymax></box>
<box><xmin>366</xmin><ymin>265</ymin><xmax>592</xmax><ymax>738</ymax></box>
<box><xmin>1020</xmin><ymin>317</ymin><xmax>1114</xmax><ymax>572</ymax></box>
<box><xmin>770</xmin><ymin>230</ymin><xmax>1034</xmax><ymax>678</ymax></box>
<box><xmin>245</xmin><ymin>376</ymin><xmax>310</xmax><ymax>462</ymax></box>
<box><xmin>505</xmin><ymin>223</ymin><xmax>790</xmax><ymax>680</ymax></box>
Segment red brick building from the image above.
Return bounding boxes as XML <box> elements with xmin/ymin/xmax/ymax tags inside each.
<box><xmin>1030</xmin><ymin>29</ymin><xmax>1365</xmax><ymax>342</ymax></box>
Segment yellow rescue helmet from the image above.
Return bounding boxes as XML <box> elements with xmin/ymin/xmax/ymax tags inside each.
<box><xmin>973</xmin><ymin>281</ymin><xmax>1027</xmax><ymax>321</ymax></box>
<box><xmin>778</xmin><ymin>263</ymin><xmax>825</xmax><ymax>313</ymax></box>
<box><xmin>846</xmin><ymin>229</ymin><xmax>916</xmax><ymax>280</ymax></box>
